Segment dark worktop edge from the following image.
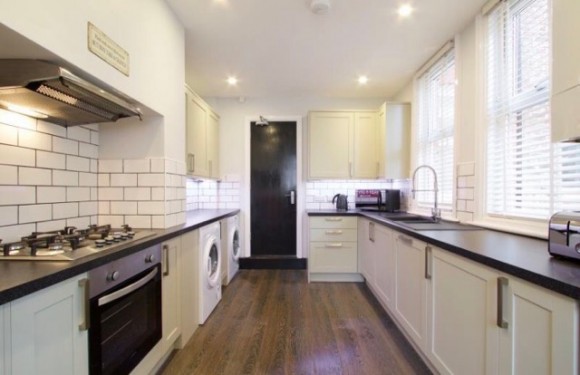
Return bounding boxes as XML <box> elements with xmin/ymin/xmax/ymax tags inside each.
<box><xmin>307</xmin><ymin>210</ymin><xmax>580</xmax><ymax>300</ymax></box>
<box><xmin>0</xmin><ymin>209</ymin><xmax>239</xmax><ymax>305</ymax></box>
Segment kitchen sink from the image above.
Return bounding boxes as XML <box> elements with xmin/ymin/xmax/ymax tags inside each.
<box><xmin>375</xmin><ymin>212</ymin><xmax>482</xmax><ymax>231</ymax></box>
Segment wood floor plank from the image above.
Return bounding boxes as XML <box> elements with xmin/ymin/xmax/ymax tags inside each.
<box><xmin>161</xmin><ymin>270</ymin><xmax>431</xmax><ymax>375</ymax></box>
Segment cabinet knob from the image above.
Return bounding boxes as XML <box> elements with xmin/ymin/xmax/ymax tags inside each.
<box><xmin>107</xmin><ymin>270</ymin><xmax>120</xmax><ymax>282</ymax></box>
<box><xmin>145</xmin><ymin>254</ymin><xmax>155</xmax><ymax>263</ymax></box>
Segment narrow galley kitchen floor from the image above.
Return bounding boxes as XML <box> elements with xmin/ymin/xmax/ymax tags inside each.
<box><xmin>162</xmin><ymin>270</ymin><xmax>431</xmax><ymax>375</ymax></box>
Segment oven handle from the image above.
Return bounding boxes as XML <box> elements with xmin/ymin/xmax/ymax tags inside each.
<box><xmin>98</xmin><ymin>267</ymin><xmax>158</xmax><ymax>307</ymax></box>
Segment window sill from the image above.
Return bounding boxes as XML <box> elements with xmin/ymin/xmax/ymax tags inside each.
<box><xmin>467</xmin><ymin>217</ymin><xmax>548</xmax><ymax>240</ymax></box>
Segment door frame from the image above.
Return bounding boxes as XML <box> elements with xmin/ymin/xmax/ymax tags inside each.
<box><xmin>243</xmin><ymin>115</ymin><xmax>304</xmax><ymax>258</ymax></box>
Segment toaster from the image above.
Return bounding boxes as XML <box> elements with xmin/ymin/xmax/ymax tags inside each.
<box><xmin>548</xmin><ymin>211</ymin><xmax>580</xmax><ymax>260</ymax></box>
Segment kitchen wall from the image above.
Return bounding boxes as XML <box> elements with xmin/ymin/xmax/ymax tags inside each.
<box><xmin>186</xmin><ymin>179</ymin><xmax>241</xmax><ymax>210</ymax></box>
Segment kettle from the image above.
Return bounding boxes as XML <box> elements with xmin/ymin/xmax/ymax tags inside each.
<box><xmin>332</xmin><ymin>194</ymin><xmax>348</xmax><ymax>210</ymax></box>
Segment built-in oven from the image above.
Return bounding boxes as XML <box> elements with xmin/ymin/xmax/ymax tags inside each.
<box><xmin>87</xmin><ymin>244</ymin><xmax>162</xmax><ymax>375</ymax></box>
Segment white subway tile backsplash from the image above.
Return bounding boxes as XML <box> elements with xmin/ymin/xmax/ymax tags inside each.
<box><xmin>38</xmin><ymin>187</ymin><xmax>66</xmax><ymax>203</ymax></box>
<box><xmin>67</xmin><ymin>187</ymin><xmax>91</xmax><ymax>202</ymax></box>
<box><xmin>0</xmin><ymin>186</ymin><xmax>35</xmax><ymax>205</ymax></box>
<box><xmin>37</xmin><ymin>120</ymin><xmax>67</xmax><ymax>137</ymax></box>
<box><xmin>79</xmin><ymin>201</ymin><xmax>98</xmax><ymax>216</ymax></box>
<box><xmin>458</xmin><ymin>188</ymin><xmax>474</xmax><ymax>200</ymax></box>
<box><xmin>82</xmin><ymin>124</ymin><xmax>100</xmax><ymax>131</ymax></box>
<box><xmin>98</xmin><ymin>174</ymin><xmax>110</xmax><ymax>187</ymax></box>
<box><xmin>19</xmin><ymin>204</ymin><xmax>52</xmax><ymax>223</ymax></box>
<box><xmin>124</xmin><ymin>160</ymin><xmax>150</xmax><ymax>173</ymax></box>
<box><xmin>151</xmin><ymin>215</ymin><xmax>165</xmax><ymax>228</ymax></box>
<box><xmin>66</xmin><ymin>216</ymin><xmax>91</xmax><ymax>229</ymax></box>
<box><xmin>98</xmin><ymin>188</ymin><xmax>124</xmax><ymax>201</ymax></box>
<box><xmin>0</xmin><ymin>223</ymin><xmax>36</xmax><ymax>243</ymax></box>
<box><xmin>53</xmin><ymin>202</ymin><xmax>78</xmax><ymax>219</ymax></box>
<box><xmin>18</xmin><ymin>129</ymin><xmax>52</xmax><ymax>151</ymax></box>
<box><xmin>98</xmin><ymin>201</ymin><xmax>110</xmax><ymax>215</ymax></box>
<box><xmin>111</xmin><ymin>201</ymin><xmax>138</xmax><ymax>215</ymax></box>
<box><xmin>90</xmin><ymin>159</ymin><xmax>98</xmax><ymax>173</ymax></box>
<box><xmin>111</xmin><ymin>174</ymin><xmax>137</xmax><ymax>187</ymax></box>
<box><xmin>150</xmin><ymin>158</ymin><xmax>165</xmax><ymax>173</ymax></box>
<box><xmin>0</xmin><ymin>109</ymin><xmax>36</xmax><ymax>129</ymax></box>
<box><xmin>99</xmin><ymin>160</ymin><xmax>123</xmax><ymax>173</ymax></box>
<box><xmin>67</xmin><ymin>126</ymin><xmax>91</xmax><ymax>143</ymax></box>
<box><xmin>66</xmin><ymin>155</ymin><xmax>90</xmax><ymax>172</ymax></box>
<box><xmin>53</xmin><ymin>137</ymin><xmax>78</xmax><ymax>155</ymax></box>
<box><xmin>19</xmin><ymin>167</ymin><xmax>51</xmax><ymax>185</ymax></box>
<box><xmin>90</xmin><ymin>131</ymin><xmax>99</xmax><ymax>146</ymax></box>
<box><xmin>0</xmin><ymin>206</ymin><xmax>17</xmax><ymax>226</ymax></box>
<box><xmin>138</xmin><ymin>174</ymin><xmax>165</xmax><ymax>187</ymax></box>
<box><xmin>138</xmin><ymin>201</ymin><xmax>164</xmax><ymax>215</ymax></box>
<box><xmin>457</xmin><ymin>162</ymin><xmax>475</xmax><ymax>177</ymax></box>
<box><xmin>0</xmin><ymin>144</ymin><xmax>35</xmax><ymax>166</ymax></box>
<box><xmin>79</xmin><ymin>143</ymin><xmax>98</xmax><ymax>159</ymax></box>
<box><xmin>98</xmin><ymin>215</ymin><xmax>124</xmax><ymax>228</ymax></box>
<box><xmin>37</xmin><ymin>220</ymin><xmax>66</xmax><ymax>232</ymax></box>
<box><xmin>125</xmin><ymin>215</ymin><xmax>151</xmax><ymax>229</ymax></box>
<box><xmin>0</xmin><ymin>165</ymin><xmax>18</xmax><ymax>185</ymax></box>
<box><xmin>37</xmin><ymin>151</ymin><xmax>66</xmax><ymax>170</ymax></box>
<box><xmin>465</xmin><ymin>200</ymin><xmax>475</xmax><ymax>212</ymax></box>
<box><xmin>0</xmin><ymin>123</ymin><xmax>18</xmax><ymax>145</ymax></box>
<box><xmin>53</xmin><ymin>170</ymin><xmax>78</xmax><ymax>186</ymax></box>
<box><xmin>91</xmin><ymin>188</ymin><xmax>98</xmax><ymax>201</ymax></box>
<box><xmin>151</xmin><ymin>188</ymin><xmax>164</xmax><ymax>200</ymax></box>
<box><xmin>125</xmin><ymin>187</ymin><xmax>151</xmax><ymax>201</ymax></box>
<box><xmin>79</xmin><ymin>173</ymin><xmax>97</xmax><ymax>187</ymax></box>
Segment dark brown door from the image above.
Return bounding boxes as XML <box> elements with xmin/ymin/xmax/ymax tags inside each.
<box><xmin>251</xmin><ymin>121</ymin><xmax>297</xmax><ymax>256</ymax></box>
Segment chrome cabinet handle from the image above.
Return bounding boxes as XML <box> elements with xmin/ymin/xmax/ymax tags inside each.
<box><xmin>398</xmin><ymin>235</ymin><xmax>413</xmax><ymax>245</ymax></box>
<box><xmin>325</xmin><ymin>218</ymin><xmax>343</xmax><ymax>222</ymax></box>
<box><xmin>163</xmin><ymin>245</ymin><xmax>170</xmax><ymax>276</ymax></box>
<box><xmin>324</xmin><ymin>243</ymin><xmax>344</xmax><ymax>248</ymax></box>
<box><xmin>425</xmin><ymin>246</ymin><xmax>432</xmax><ymax>279</ymax></box>
<box><xmin>369</xmin><ymin>222</ymin><xmax>375</xmax><ymax>242</ymax></box>
<box><xmin>98</xmin><ymin>267</ymin><xmax>158</xmax><ymax>307</ymax></box>
<box><xmin>325</xmin><ymin>230</ymin><xmax>343</xmax><ymax>235</ymax></box>
<box><xmin>78</xmin><ymin>278</ymin><xmax>90</xmax><ymax>331</ymax></box>
<box><xmin>497</xmin><ymin>277</ymin><xmax>509</xmax><ymax>329</ymax></box>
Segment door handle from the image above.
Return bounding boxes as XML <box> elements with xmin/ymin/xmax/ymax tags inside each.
<box><xmin>398</xmin><ymin>235</ymin><xmax>413</xmax><ymax>245</ymax></box>
<box><xmin>497</xmin><ymin>277</ymin><xmax>509</xmax><ymax>329</ymax></box>
<box><xmin>163</xmin><ymin>245</ymin><xmax>170</xmax><ymax>277</ymax></box>
<box><xmin>285</xmin><ymin>190</ymin><xmax>296</xmax><ymax>205</ymax></box>
<box><xmin>369</xmin><ymin>222</ymin><xmax>375</xmax><ymax>242</ymax></box>
<box><xmin>425</xmin><ymin>246</ymin><xmax>432</xmax><ymax>279</ymax></box>
<box><xmin>78</xmin><ymin>278</ymin><xmax>90</xmax><ymax>331</ymax></box>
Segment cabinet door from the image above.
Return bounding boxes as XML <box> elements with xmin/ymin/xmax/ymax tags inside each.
<box><xmin>384</xmin><ymin>104</ymin><xmax>411</xmax><ymax>179</ymax></box>
<box><xmin>162</xmin><ymin>238</ymin><xmax>182</xmax><ymax>352</ymax></box>
<box><xmin>377</xmin><ymin>105</ymin><xmax>387</xmax><ymax>179</ymax></box>
<box><xmin>207</xmin><ymin>110</ymin><xmax>220</xmax><ymax>179</ymax></box>
<box><xmin>0</xmin><ymin>304</ymin><xmax>6</xmax><ymax>375</ymax></box>
<box><xmin>179</xmin><ymin>231</ymin><xmax>199</xmax><ymax>346</ymax></box>
<box><xmin>357</xmin><ymin>218</ymin><xmax>370</xmax><ymax>279</ymax></box>
<box><xmin>308</xmin><ymin>112</ymin><xmax>352</xmax><ymax>179</ymax></box>
<box><xmin>374</xmin><ymin>225</ymin><xmax>396</xmax><ymax>310</ymax></box>
<box><xmin>353</xmin><ymin>112</ymin><xmax>378</xmax><ymax>178</ymax></box>
<box><xmin>309</xmin><ymin>242</ymin><xmax>357</xmax><ymax>273</ymax></box>
<box><xmin>427</xmin><ymin>248</ymin><xmax>499</xmax><ymax>375</ymax></box>
<box><xmin>498</xmin><ymin>276</ymin><xmax>579</xmax><ymax>375</ymax></box>
<box><xmin>394</xmin><ymin>233</ymin><xmax>427</xmax><ymax>348</ymax></box>
<box><xmin>552</xmin><ymin>0</ymin><xmax>580</xmax><ymax>95</ymax></box>
<box><xmin>186</xmin><ymin>93</ymin><xmax>209</xmax><ymax>177</ymax></box>
<box><xmin>10</xmin><ymin>274</ymin><xmax>89</xmax><ymax>375</ymax></box>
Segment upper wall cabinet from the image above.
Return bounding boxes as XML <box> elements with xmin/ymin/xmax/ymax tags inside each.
<box><xmin>377</xmin><ymin>102</ymin><xmax>411</xmax><ymax>179</ymax></box>
<box><xmin>551</xmin><ymin>0</ymin><xmax>580</xmax><ymax>142</ymax></box>
<box><xmin>186</xmin><ymin>88</ymin><xmax>220</xmax><ymax>179</ymax></box>
<box><xmin>307</xmin><ymin>111</ymin><xmax>377</xmax><ymax>180</ymax></box>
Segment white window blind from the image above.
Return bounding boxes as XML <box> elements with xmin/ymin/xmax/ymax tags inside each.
<box><xmin>485</xmin><ymin>0</ymin><xmax>580</xmax><ymax>220</ymax></box>
<box><xmin>416</xmin><ymin>48</ymin><xmax>455</xmax><ymax>209</ymax></box>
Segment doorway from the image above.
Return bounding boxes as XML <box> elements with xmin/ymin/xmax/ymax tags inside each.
<box><xmin>250</xmin><ymin>121</ymin><xmax>297</xmax><ymax>256</ymax></box>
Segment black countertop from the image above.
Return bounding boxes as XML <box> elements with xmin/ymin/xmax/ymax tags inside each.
<box><xmin>308</xmin><ymin>209</ymin><xmax>580</xmax><ymax>300</ymax></box>
<box><xmin>0</xmin><ymin>209</ymin><xmax>239</xmax><ymax>305</ymax></box>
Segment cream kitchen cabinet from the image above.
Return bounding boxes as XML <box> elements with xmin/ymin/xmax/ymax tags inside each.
<box><xmin>551</xmin><ymin>0</ymin><xmax>580</xmax><ymax>142</ymax></box>
<box><xmin>308</xmin><ymin>216</ymin><xmax>361</xmax><ymax>282</ymax></box>
<box><xmin>179</xmin><ymin>230</ymin><xmax>200</xmax><ymax>347</ymax></box>
<box><xmin>307</xmin><ymin>111</ymin><xmax>377</xmax><ymax>179</ymax></box>
<box><xmin>186</xmin><ymin>88</ymin><xmax>220</xmax><ymax>179</ymax></box>
<box><xmin>10</xmin><ymin>273</ymin><xmax>89</xmax><ymax>375</ymax></box>
<box><xmin>377</xmin><ymin>102</ymin><xmax>411</xmax><ymax>179</ymax></box>
<box><xmin>426</xmin><ymin>248</ymin><xmax>499</xmax><ymax>375</ymax></box>
<box><xmin>0</xmin><ymin>304</ymin><xmax>7</xmax><ymax>375</ymax></box>
<box><xmin>357</xmin><ymin>218</ymin><xmax>375</xmax><ymax>285</ymax></box>
<box><xmin>161</xmin><ymin>237</ymin><xmax>182</xmax><ymax>353</ymax></box>
<box><xmin>394</xmin><ymin>232</ymin><xmax>428</xmax><ymax>350</ymax></box>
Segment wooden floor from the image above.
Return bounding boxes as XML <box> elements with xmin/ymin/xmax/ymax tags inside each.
<box><xmin>161</xmin><ymin>270</ymin><xmax>431</xmax><ymax>375</ymax></box>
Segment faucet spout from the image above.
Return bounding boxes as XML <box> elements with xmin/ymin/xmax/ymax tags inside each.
<box><xmin>411</xmin><ymin>165</ymin><xmax>441</xmax><ymax>222</ymax></box>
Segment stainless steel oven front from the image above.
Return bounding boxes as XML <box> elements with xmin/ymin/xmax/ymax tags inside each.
<box><xmin>88</xmin><ymin>244</ymin><xmax>162</xmax><ymax>375</ymax></box>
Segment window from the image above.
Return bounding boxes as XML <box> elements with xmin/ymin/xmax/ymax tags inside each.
<box><xmin>485</xmin><ymin>0</ymin><xmax>580</xmax><ymax>220</ymax></box>
<box><xmin>415</xmin><ymin>47</ymin><xmax>455</xmax><ymax>210</ymax></box>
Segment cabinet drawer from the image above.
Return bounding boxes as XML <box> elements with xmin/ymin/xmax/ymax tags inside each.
<box><xmin>309</xmin><ymin>242</ymin><xmax>357</xmax><ymax>273</ymax></box>
<box><xmin>310</xmin><ymin>228</ymin><xmax>357</xmax><ymax>242</ymax></box>
<box><xmin>310</xmin><ymin>216</ymin><xmax>357</xmax><ymax>229</ymax></box>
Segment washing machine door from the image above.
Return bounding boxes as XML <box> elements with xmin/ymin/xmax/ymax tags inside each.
<box><xmin>205</xmin><ymin>236</ymin><xmax>221</xmax><ymax>288</ymax></box>
<box><xmin>231</xmin><ymin>229</ymin><xmax>240</xmax><ymax>262</ymax></box>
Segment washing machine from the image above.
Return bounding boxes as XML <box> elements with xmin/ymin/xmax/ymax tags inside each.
<box><xmin>198</xmin><ymin>222</ymin><xmax>222</xmax><ymax>324</ymax></box>
<box><xmin>221</xmin><ymin>214</ymin><xmax>241</xmax><ymax>285</ymax></box>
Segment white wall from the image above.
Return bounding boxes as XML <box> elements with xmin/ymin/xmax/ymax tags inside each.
<box><xmin>0</xmin><ymin>0</ymin><xmax>185</xmax><ymax>161</ymax></box>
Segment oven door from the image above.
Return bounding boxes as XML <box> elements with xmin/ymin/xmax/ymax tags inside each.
<box><xmin>89</xmin><ymin>264</ymin><xmax>161</xmax><ymax>375</ymax></box>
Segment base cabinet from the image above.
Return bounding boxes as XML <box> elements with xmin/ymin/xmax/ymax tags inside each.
<box><xmin>373</xmin><ymin>224</ymin><xmax>396</xmax><ymax>310</ymax></box>
<box><xmin>0</xmin><ymin>304</ymin><xmax>7</xmax><ymax>375</ymax></box>
<box><xmin>161</xmin><ymin>237</ymin><xmax>182</xmax><ymax>352</ymax></box>
<box><xmin>180</xmin><ymin>230</ymin><xmax>200</xmax><ymax>347</ymax></box>
<box><xmin>10</xmin><ymin>274</ymin><xmax>89</xmax><ymax>375</ymax></box>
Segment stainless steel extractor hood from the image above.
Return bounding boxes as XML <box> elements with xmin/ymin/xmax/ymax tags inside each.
<box><xmin>0</xmin><ymin>59</ymin><xmax>142</xmax><ymax>126</ymax></box>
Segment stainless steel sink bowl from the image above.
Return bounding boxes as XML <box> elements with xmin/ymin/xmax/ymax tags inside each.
<box><xmin>399</xmin><ymin>221</ymin><xmax>482</xmax><ymax>231</ymax></box>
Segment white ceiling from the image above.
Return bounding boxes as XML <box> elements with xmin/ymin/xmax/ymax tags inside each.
<box><xmin>165</xmin><ymin>0</ymin><xmax>486</xmax><ymax>99</ymax></box>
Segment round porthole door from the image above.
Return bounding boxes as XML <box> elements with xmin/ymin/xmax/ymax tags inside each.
<box><xmin>205</xmin><ymin>236</ymin><xmax>221</xmax><ymax>288</ymax></box>
<box><xmin>232</xmin><ymin>229</ymin><xmax>240</xmax><ymax>263</ymax></box>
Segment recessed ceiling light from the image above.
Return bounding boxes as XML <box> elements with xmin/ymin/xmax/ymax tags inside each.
<box><xmin>398</xmin><ymin>4</ymin><xmax>414</xmax><ymax>17</ymax></box>
<box><xmin>227</xmin><ymin>76</ymin><xmax>238</xmax><ymax>86</ymax></box>
<box><xmin>358</xmin><ymin>76</ymin><xmax>369</xmax><ymax>85</ymax></box>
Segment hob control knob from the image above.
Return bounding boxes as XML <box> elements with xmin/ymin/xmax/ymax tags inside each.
<box><xmin>145</xmin><ymin>254</ymin><xmax>155</xmax><ymax>263</ymax></box>
<box><xmin>107</xmin><ymin>271</ymin><xmax>120</xmax><ymax>281</ymax></box>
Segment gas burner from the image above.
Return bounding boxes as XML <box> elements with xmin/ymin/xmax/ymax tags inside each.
<box><xmin>3</xmin><ymin>241</ymin><xmax>27</xmax><ymax>256</ymax></box>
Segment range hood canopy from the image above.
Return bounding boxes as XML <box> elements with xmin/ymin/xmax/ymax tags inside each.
<box><xmin>0</xmin><ymin>59</ymin><xmax>142</xmax><ymax>126</ymax></box>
